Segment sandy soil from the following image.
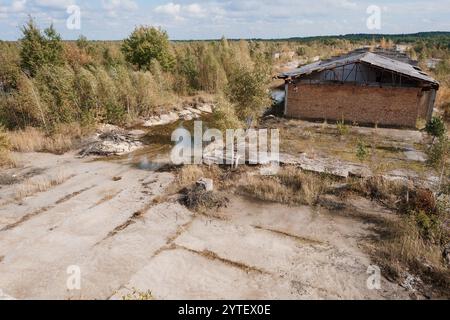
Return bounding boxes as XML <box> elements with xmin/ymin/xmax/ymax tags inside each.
<box><xmin>0</xmin><ymin>152</ymin><xmax>409</xmax><ymax>300</ymax></box>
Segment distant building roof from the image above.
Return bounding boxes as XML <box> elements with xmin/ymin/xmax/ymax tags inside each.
<box><xmin>279</xmin><ymin>51</ymin><xmax>439</xmax><ymax>88</ymax></box>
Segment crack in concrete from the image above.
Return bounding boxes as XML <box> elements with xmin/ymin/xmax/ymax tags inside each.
<box><xmin>89</xmin><ymin>190</ymin><xmax>122</xmax><ymax>209</ymax></box>
<box><xmin>176</xmin><ymin>245</ymin><xmax>271</xmax><ymax>275</ymax></box>
<box><xmin>0</xmin><ymin>205</ymin><xmax>53</xmax><ymax>232</ymax></box>
<box><xmin>55</xmin><ymin>185</ymin><xmax>96</xmax><ymax>205</ymax></box>
<box><xmin>252</xmin><ymin>225</ymin><xmax>328</xmax><ymax>247</ymax></box>
<box><xmin>0</xmin><ymin>185</ymin><xmax>97</xmax><ymax>232</ymax></box>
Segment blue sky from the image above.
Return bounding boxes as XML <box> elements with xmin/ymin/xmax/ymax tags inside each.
<box><xmin>1</xmin><ymin>0</ymin><xmax>450</xmax><ymax>40</ymax></box>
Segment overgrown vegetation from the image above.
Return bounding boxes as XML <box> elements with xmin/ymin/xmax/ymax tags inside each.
<box><xmin>0</xmin><ymin>19</ymin><xmax>274</xmax><ymax>134</ymax></box>
<box><xmin>425</xmin><ymin>118</ymin><xmax>449</xmax><ymax>190</ymax></box>
<box><xmin>346</xmin><ymin>175</ymin><xmax>450</xmax><ymax>297</ymax></box>
<box><xmin>239</xmin><ymin>166</ymin><xmax>330</xmax><ymax>206</ymax></box>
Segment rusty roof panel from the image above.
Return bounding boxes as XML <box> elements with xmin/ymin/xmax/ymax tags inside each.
<box><xmin>279</xmin><ymin>52</ymin><xmax>439</xmax><ymax>87</ymax></box>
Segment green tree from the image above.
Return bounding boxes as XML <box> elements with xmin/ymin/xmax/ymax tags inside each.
<box><xmin>226</xmin><ymin>55</ymin><xmax>271</xmax><ymax>122</ymax></box>
<box><xmin>19</xmin><ymin>18</ymin><xmax>64</xmax><ymax>76</ymax></box>
<box><xmin>121</xmin><ymin>26</ymin><xmax>175</xmax><ymax>71</ymax></box>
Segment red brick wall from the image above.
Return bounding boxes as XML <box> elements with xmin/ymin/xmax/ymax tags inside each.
<box><xmin>285</xmin><ymin>83</ymin><xmax>425</xmax><ymax>128</ymax></box>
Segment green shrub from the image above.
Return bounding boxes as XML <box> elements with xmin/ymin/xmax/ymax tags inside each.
<box><xmin>121</xmin><ymin>26</ymin><xmax>175</xmax><ymax>71</ymax></box>
<box><xmin>427</xmin><ymin>136</ymin><xmax>449</xmax><ymax>170</ymax></box>
<box><xmin>426</xmin><ymin>117</ymin><xmax>446</xmax><ymax>140</ymax></box>
<box><xmin>336</xmin><ymin>119</ymin><xmax>349</xmax><ymax>136</ymax></box>
<box><xmin>356</xmin><ymin>139</ymin><xmax>370</xmax><ymax>162</ymax></box>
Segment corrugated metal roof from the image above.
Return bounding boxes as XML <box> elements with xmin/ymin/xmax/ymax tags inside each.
<box><xmin>280</xmin><ymin>52</ymin><xmax>439</xmax><ymax>87</ymax></box>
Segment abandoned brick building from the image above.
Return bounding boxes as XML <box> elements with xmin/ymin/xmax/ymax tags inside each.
<box><xmin>279</xmin><ymin>49</ymin><xmax>440</xmax><ymax>128</ymax></box>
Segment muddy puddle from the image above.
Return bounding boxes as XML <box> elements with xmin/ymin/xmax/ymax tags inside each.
<box><xmin>95</xmin><ymin>115</ymin><xmax>214</xmax><ymax>171</ymax></box>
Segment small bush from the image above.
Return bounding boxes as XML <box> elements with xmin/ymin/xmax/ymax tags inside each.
<box><xmin>426</xmin><ymin>117</ymin><xmax>446</xmax><ymax>139</ymax></box>
<box><xmin>336</xmin><ymin>119</ymin><xmax>349</xmax><ymax>136</ymax></box>
<box><xmin>356</xmin><ymin>138</ymin><xmax>369</xmax><ymax>162</ymax></box>
<box><xmin>427</xmin><ymin>136</ymin><xmax>449</xmax><ymax>169</ymax></box>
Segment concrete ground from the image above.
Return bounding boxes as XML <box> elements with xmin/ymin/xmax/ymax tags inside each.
<box><xmin>0</xmin><ymin>151</ymin><xmax>410</xmax><ymax>300</ymax></box>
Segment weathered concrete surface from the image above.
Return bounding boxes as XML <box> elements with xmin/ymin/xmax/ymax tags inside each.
<box><xmin>113</xmin><ymin>196</ymin><xmax>408</xmax><ymax>300</ymax></box>
<box><xmin>0</xmin><ymin>153</ymin><xmax>409</xmax><ymax>300</ymax></box>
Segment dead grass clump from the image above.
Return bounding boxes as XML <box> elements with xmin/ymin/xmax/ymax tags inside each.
<box><xmin>241</xmin><ymin>175</ymin><xmax>293</xmax><ymax>204</ymax></box>
<box><xmin>0</xmin><ymin>151</ymin><xmax>18</xmax><ymax>168</ymax></box>
<box><xmin>351</xmin><ymin>176</ymin><xmax>406</xmax><ymax>208</ymax></box>
<box><xmin>181</xmin><ymin>185</ymin><xmax>229</xmax><ymax>213</ymax></box>
<box><xmin>0</xmin><ymin>126</ymin><xmax>18</xmax><ymax>168</ymax></box>
<box><xmin>239</xmin><ymin>166</ymin><xmax>330</xmax><ymax>206</ymax></box>
<box><xmin>7</xmin><ymin>124</ymin><xmax>84</xmax><ymax>154</ymax></box>
<box><xmin>121</xmin><ymin>288</ymin><xmax>154</xmax><ymax>300</ymax></box>
<box><xmin>14</xmin><ymin>171</ymin><xmax>72</xmax><ymax>201</ymax></box>
<box><xmin>177</xmin><ymin>165</ymin><xmax>204</xmax><ymax>188</ymax></box>
<box><xmin>175</xmin><ymin>164</ymin><xmax>226</xmax><ymax>190</ymax></box>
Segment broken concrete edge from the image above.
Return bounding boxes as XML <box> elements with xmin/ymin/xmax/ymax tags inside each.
<box><xmin>203</xmin><ymin>145</ymin><xmax>439</xmax><ymax>190</ymax></box>
<box><xmin>141</xmin><ymin>103</ymin><xmax>214</xmax><ymax>128</ymax></box>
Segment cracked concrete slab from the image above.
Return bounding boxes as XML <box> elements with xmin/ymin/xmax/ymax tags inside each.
<box><xmin>0</xmin><ymin>152</ymin><xmax>409</xmax><ymax>300</ymax></box>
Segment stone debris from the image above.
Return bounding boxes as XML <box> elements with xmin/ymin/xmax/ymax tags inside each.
<box><xmin>401</xmin><ymin>273</ymin><xmax>422</xmax><ymax>292</ymax></box>
<box><xmin>79</xmin><ymin>130</ymin><xmax>143</xmax><ymax>157</ymax></box>
<box><xmin>196</xmin><ymin>178</ymin><xmax>214</xmax><ymax>192</ymax></box>
<box><xmin>142</xmin><ymin>104</ymin><xmax>214</xmax><ymax>128</ymax></box>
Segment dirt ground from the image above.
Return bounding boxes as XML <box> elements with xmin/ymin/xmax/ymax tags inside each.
<box><xmin>0</xmin><ymin>151</ymin><xmax>410</xmax><ymax>300</ymax></box>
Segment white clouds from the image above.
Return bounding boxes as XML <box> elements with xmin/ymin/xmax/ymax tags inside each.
<box><xmin>328</xmin><ymin>0</ymin><xmax>357</xmax><ymax>9</ymax></box>
<box><xmin>185</xmin><ymin>3</ymin><xmax>206</xmax><ymax>17</ymax></box>
<box><xmin>154</xmin><ymin>2</ymin><xmax>207</xmax><ymax>21</ymax></box>
<box><xmin>11</xmin><ymin>0</ymin><xmax>27</xmax><ymax>12</ymax></box>
<box><xmin>34</xmin><ymin>0</ymin><xmax>75</xmax><ymax>10</ymax></box>
<box><xmin>102</xmin><ymin>0</ymin><xmax>138</xmax><ymax>11</ymax></box>
<box><xmin>0</xmin><ymin>0</ymin><xmax>450</xmax><ymax>40</ymax></box>
<box><xmin>154</xmin><ymin>2</ymin><xmax>181</xmax><ymax>16</ymax></box>
<box><xmin>102</xmin><ymin>0</ymin><xmax>138</xmax><ymax>18</ymax></box>
<box><xmin>0</xmin><ymin>0</ymin><xmax>27</xmax><ymax>14</ymax></box>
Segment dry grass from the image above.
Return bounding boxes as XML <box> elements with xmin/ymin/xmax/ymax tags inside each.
<box><xmin>14</xmin><ymin>170</ymin><xmax>72</xmax><ymax>201</ymax></box>
<box><xmin>7</xmin><ymin>123</ymin><xmax>85</xmax><ymax>154</ymax></box>
<box><xmin>121</xmin><ymin>288</ymin><xmax>154</xmax><ymax>300</ymax></box>
<box><xmin>346</xmin><ymin>175</ymin><xmax>450</xmax><ymax>297</ymax></box>
<box><xmin>177</xmin><ymin>165</ymin><xmax>205</xmax><ymax>188</ymax></box>
<box><xmin>0</xmin><ymin>151</ymin><xmax>19</xmax><ymax>168</ymax></box>
<box><xmin>371</xmin><ymin>215</ymin><xmax>449</xmax><ymax>298</ymax></box>
<box><xmin>350</xmin><ymin>176</ymin><xmax>407</xmax><ymax>209</ymax></box>
<box><xmin>175</xmin><ymin>164</ymin><xmax>226</xmax><ymax>189</ymax></box>
<box><xmin>0</xmin><ymin>126</ymin><xmax>17</xmax><ymax>168</ymax></box>
<box><xmin>239</xmin><ymin>166</ymin><xmax>330</xmax><ymax>206</ymax></box>
<box><xmin>181</xmin><ymin>185</ymin><xmax>229</xmax><ymax>213</ymax></box>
